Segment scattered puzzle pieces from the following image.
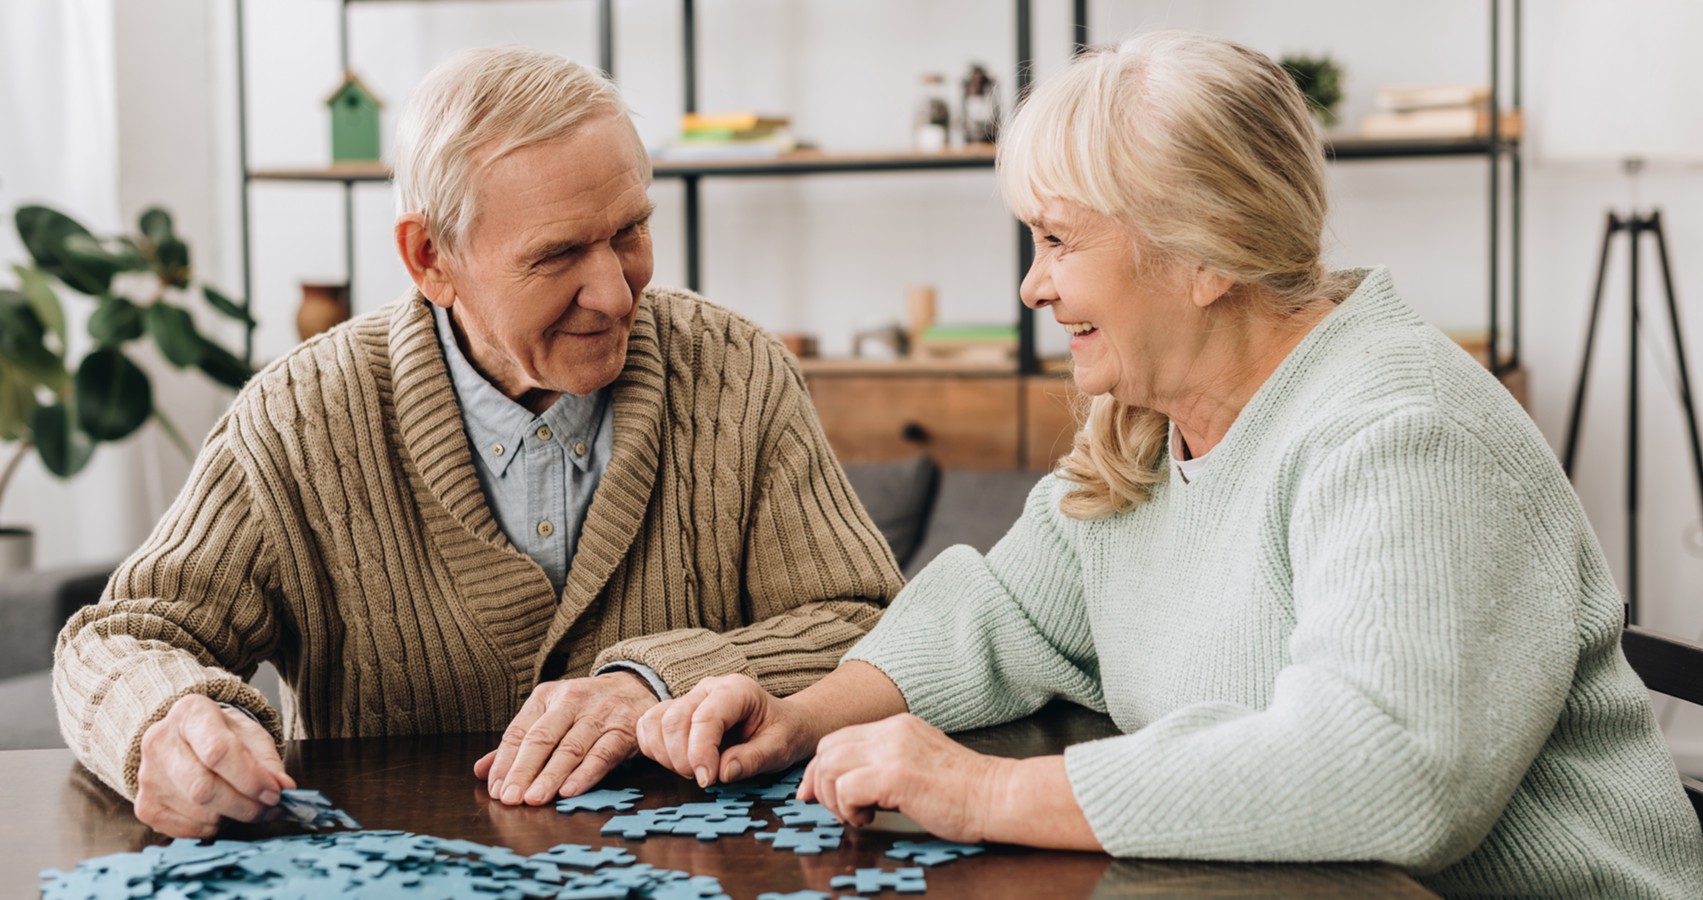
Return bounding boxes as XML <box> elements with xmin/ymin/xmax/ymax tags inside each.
<box><xmin>773</xmin><ymin>798</ymin><xmax>840</xmax><ymax>828</ymax></box>
<box><xmin>555</xmin><ymin>787</ymin><xmax>645</xmax><ymax>813</ymax></box>
<box><xmin>38</xmin><ymin>831</ymin><xmax>725</xmax><ymax>900</ymax></box>
<box><xmin>829</xmin><ymin>866</ymin><xmax>928</xmax><ymax>895</ymax></box>
<box><xmin>885</xmin><ymin>838</ymin><xmax>986</xmax><ymax>867</ymax></box>
<box><xmin>755</xmin><ymin>826</ymin><xmax>845</xmax><ymax>855</ymax></box>
<box><xmin>274</xmin><ymin>788</ymin><xmax>361</xmax><ymax>830</ymax></box>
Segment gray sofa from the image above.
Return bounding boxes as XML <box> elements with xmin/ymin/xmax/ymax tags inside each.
<box><xmin>0</xmin><ymin>461</ymin><xmax>1041</xmax><ymax>751</ymax></box>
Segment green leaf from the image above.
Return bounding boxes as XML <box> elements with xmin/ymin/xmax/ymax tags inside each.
<box><xmin>144</xmin><ymin>302</ymin><xmax>205</xmax><ymax>367</ymax></box>
<box><xmin>0</xmin><ymin>359</ymin><xmax>40</xmax><ymax>441</ymax></box>
<box><xmin>31</xmin><ymin>402</ymin><xmax>94</xmax><ymax>477</ymax></box>
<box><xmin>196</xmin><ymin>340</ymin><xmax>252</xmax><ymax>390</ymax></box>
<box><xmin>0</xmin><ymin>293</ymin><xmax>63</xmax><ymax>387</ymax></box>
<box><xmin>60</xmin><ymin>233</ymin><xmax>125</xmax><ymax>295</ymax></box>
<box><xmin>13</xmin><ymin>266</ymin><xmax>67</xmax><ymax>350</ymax></box>
<box><xmin>201</xmin><ymin>285</ymin><xmax>254</xmax><ymax>325</ymax></box>
<box><xmin>15</xmin><ymin>205</ymin><xmax>104</xmax><ymax>294</ymax></box>
<box><xmin>139</xmin><ymin>207</ymin><xmax>173</xmax><ymax>247</ymax></box>
<box><xmin>74</xmin><ymin>348</ymin><xmax>151</xmax><ymax>441</ymax></box>
<box><xmin>88</xmin><ymin>294</ymin><xmax>145</xmax><ymax>346</ymax></box>
<box><xmin>154</xmin><ymin>236</ymin><xmax>191</xmax><ymax>288</ymax></box>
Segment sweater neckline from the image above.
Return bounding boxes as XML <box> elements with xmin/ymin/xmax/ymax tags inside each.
<box><xmin>1168</xmin><ymin>267</ymin><xmax>1399</xmax><ymax>482</ymax></box>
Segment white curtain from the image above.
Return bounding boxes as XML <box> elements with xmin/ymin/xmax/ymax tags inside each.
<box><xmin>0</xmin><ymin>0</ymin><xmax>134</xmax><ymax>568</ymax></box>
<box><xmin>0</xmin><ymin>0</ymin><xmax>120</xmax><ymax>244</ymax></box>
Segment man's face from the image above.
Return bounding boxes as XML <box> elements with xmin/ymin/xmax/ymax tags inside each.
<box><xmin>437</xmin><ymin>114</ymin><xmax>655</xmax><ymax>402</ymax></box>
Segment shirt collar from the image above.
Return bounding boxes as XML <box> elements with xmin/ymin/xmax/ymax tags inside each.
<box><xmin>433</xmin><ymin>303</ymin><xmax>609</xmax><ymax>476</ymax></box>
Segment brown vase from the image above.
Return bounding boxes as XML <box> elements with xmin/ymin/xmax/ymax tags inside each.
<box><xmin>297</xmin><ymin>282</ymin><xmax>351</xmax><ymax>341</ymax></box>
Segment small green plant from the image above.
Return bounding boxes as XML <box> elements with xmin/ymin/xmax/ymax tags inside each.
<box><xmin>0</xmin><ymin>205</ymin><xmax>254</xmax><ymax>519</ymax></box>
<box><xmin>1281</xmin><ymin>53</ymin><xmax>1345</xmax><ymax>129</ymax></box>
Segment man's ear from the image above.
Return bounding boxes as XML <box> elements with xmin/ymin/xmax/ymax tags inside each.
<box><xmin>1190</xmin><ymin>267</ymin><xmax>1235</xmax><ymax>310</ymax></box>
<box><xmin>395</xmin><ymin>213</ymin><xmax>455</xmax><ymax>309</ymax></box>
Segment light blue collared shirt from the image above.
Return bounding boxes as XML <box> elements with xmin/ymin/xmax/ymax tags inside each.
<box><xmin>432</xmin><ymin>305</ymin><xmax>671</xmax><ymax>700</ymax></box>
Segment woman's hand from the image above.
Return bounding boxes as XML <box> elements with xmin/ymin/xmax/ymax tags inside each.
<box><xmin>800</xmin><ymin>713</ymin><xmax>1014</xmax><ymax>844</ymax></box>
<box><xmin>635</xmin><ymin>673</ymin><xmax>817</xmax><ymax>787</ymax></box>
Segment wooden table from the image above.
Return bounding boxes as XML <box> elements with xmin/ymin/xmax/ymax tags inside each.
<box><xmin>0</xmin><ymin>703</ymin><xmax>1434</xmax><ymax>897</ymax></box>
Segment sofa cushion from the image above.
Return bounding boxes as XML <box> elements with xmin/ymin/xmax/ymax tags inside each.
<box><xmin>905</xmin><ymin>468</ymin><xmax>1043</xmax><ymax>577</ymax></box>
<box><xmin>842</xmin><ymin>455</ymin><xmax>940</xmax><ymax>571</ymax></box>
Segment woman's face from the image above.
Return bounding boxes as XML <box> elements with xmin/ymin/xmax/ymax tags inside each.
<box><xmin>1019</xmin><ymin>199</ymin><xmax>1194</xmax><ymax>407</ymax></box>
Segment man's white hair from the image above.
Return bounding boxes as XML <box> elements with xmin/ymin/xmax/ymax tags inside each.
<box><xmin>393</xmin><ymin>45</ymin><xmax>650</xmax><ymax>258</ymax></box>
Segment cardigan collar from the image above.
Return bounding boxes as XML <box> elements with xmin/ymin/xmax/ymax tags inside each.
<box><xmin>388</xmin><ymin>290</ymin><xmax>667</xmax><ymax>685</ymax></box>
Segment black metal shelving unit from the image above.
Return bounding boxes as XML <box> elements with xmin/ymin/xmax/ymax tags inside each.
<box><xmin>235</xmin><ymin>0</ymin><xmax>1522</xmax><ymax>376</ymax></box>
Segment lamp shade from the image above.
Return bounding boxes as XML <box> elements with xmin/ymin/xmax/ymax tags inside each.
<box><xmin>1539</xmin><ymin>0</ymin><xmax>1703</xmax><ymax>166</ymax></box>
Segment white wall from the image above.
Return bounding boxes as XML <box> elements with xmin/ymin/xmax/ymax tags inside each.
<box><xmin>7</xmin><ymin>0</ymin><xmax>1703</xmax><ymax>758</ymax></box>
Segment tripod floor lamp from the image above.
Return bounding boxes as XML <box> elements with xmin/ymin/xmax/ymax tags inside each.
<box><xmin>1560</xmin><ymin>195</ymin><xmax>1703</xmax><ymax>626</ymax></box>
<box><xmin>1544</xmin><ymin>0</ymin><xmax>1703</xmax><ymax>626</ymax></box>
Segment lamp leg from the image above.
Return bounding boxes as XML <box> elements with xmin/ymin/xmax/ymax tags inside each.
<box><xmin>1627</xmin><ymin>219</ymin><xmax>1641</xmax><ymax>625</ymax></box>
<box><xmin>1563</xmin><ymin>214</ymin><xmax>1620</xmax><ymax>477</ymax></box>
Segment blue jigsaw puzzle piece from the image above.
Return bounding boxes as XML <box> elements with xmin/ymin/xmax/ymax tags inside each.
<box><xmin>773</xmin><ymin>799</ymin><xmax>840</xmax><ymax>828</ymax></box>
<box><xmin>601</xmin><ymin>813</ymin><xmax>678</xmax><ymax>840</ymax></box>
<box><xmin>669</xmin><ymin>815</ymin><xmax>764</xmax><ymax>841</ymax></box>
<box><xmin>754</xmin><ymin>826</ymin><xmax>845</xmax><ymax>855</ymax></box>
<box><xmin>643</xmin><ymin>800</ymin><xmax>752</xmax><ymax>821</ymax></box>
<box><xmin>275</xmin><ymin>788</ymin><xmax>361</xmax><ymax>830</ymax></box>
<box><xmin>530</xmin><ymin>843</ymin><xmax>637</xmax><ymax>869</ymax></box>
<box><xmin>829</xmin><ymin>866</ymin><xmax>928</xmax><ymax>895</ymax></box>
<box><xmin>884</xmin><ymin>838</ymin><xmax>986</xmax><ymax>867</ymax></box>
<box><xmin>554</xmin><ymin>787</ymin><xmax>644</xmax><ymax>813</ymax></box>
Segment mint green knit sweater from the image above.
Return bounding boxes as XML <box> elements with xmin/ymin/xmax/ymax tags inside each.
<box><xmin>847</xmin><ymin>269</ymin><xmax>1703</xmax><ymax>898</ymax></box>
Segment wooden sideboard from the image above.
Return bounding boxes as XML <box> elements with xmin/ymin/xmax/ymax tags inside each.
<box><xmin>802</xmin><ymin>359</ymin><xmax>1530</xmax><ymax>472</ymax></box>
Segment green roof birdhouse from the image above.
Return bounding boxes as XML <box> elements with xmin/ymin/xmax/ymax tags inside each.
<box><xmin>327</xmin><ymin>72</ymin><xmax>382</xmax><ymax>164</ymax></box>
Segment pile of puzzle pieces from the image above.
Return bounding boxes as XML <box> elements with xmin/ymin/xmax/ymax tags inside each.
<box><xmin>39</xmin><ymin>831</ymin><xmax>730</xmax><ymax>900</ymax></box>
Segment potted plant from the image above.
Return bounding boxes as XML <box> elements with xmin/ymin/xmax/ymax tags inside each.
<box><xmin>1281</xmin><ymin>53</ymin><xmax>1346</xmax><ymax>131</ymax></box>
<box><xmin>0</xmin><ymin>204</ymin><xmax>254</xmax><ymax>573</ymax></box>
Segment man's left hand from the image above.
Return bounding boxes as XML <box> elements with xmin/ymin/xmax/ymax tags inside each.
<box><xmin>475</xmin><ymin>671</ymin><xmax>659</xmax><ymax>805</ymax></box>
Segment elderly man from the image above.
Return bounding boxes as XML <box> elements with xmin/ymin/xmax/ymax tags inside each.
<box><xmin>52</xmin><ymin>46</ymin><xmax>902</xmax><ymax>838</ymax></box>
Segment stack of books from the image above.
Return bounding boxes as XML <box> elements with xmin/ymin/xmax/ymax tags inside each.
<box><xmin>651</xmin><ymin>112</ymin><xmax>797</xmax><ymax>161</ymax></box>
<box><xmin>911</xmin><ymin>324</ymin><xmax>1019</xmax><ymax>366</ymax></box>
<box><xmin>1359</xmin><ymin>84</ymin><xmax>1522</xmax><ymax>141</ymax></box>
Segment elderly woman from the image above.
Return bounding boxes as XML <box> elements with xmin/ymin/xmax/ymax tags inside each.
<box><xmin>636</xmin><ymin>31</ymin><xmax>1703</xmax><ymax>897</ymax></box>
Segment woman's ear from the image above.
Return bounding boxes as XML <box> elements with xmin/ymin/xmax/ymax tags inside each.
<box><xmin>395</xmin><ymin>213</ymin><xmax>456</xmax><ymax>309</ymax></box>
<box><xmin>1190</xmin><ymin>267</ymin><xmax>1235</xmax><ymax>310</ymax></box>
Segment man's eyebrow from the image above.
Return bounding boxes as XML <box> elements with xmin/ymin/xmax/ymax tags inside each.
<box><xmin>524</xmin><ymin>204</ymin><xmax>656</xmax><ymax>264</ymax></box>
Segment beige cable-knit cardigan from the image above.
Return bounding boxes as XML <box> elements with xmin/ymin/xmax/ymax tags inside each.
<box><xmin>53</xmin><ymin>288</ymin><xmax>903</xmax><ymax>798</ymax></box>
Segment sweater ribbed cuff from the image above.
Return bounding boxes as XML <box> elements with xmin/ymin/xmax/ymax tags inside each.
<box><xmin>594</xmin><ymin>629</ymin><xmax>753</xmax><ymax>698</ymax></box>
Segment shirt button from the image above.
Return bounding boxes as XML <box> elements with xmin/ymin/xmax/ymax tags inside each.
<box><xmin>574</xmin><ymin>441</ymin><xmax>588</xmax><ymax>456</ymax></box>
<box><xmin>535</xmin><ymin>425</ymin><xmax>553</xmax><ymax>441</ymax></box>
<box><xmin>491</xmin><ymin>444</ymin><xmax>505</xmax><ymax>457</ymax></box>
<box><xmin>537</xmin><ymin>520</ymin><xmax>554</xmax><ymax>537</ymax></box>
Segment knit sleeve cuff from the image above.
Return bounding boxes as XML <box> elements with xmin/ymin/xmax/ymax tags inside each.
<box><xmin>593</xmin><ymin>629</ymin><xmax>754</xmax><ymax>698</ymax></box>
<box><xmin>116</xmin><ymin>678</ymin><xmax>283</xmax><ymax>800</ymax></box>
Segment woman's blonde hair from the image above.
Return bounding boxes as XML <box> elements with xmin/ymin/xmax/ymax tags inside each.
<box><xmin>996</xmin><ymin>30</ymin><xmax>1337</xmax><ymax>519</ymax></box>
<box><xmin>393</xmin><ymin>45</ymin><xmax>649</xmax><ymax>259</ymax></box>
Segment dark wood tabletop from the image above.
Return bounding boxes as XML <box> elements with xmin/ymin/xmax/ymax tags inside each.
<box><xmin>0</xmin><ymin>702</ymin><xmax>1435</xmax><ymax>897</ymax></box>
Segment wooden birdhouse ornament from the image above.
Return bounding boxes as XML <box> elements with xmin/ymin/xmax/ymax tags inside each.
<box><xmin>326</xmin><ymin>71</ymin><xmax>383</xmax><ymax>163</ymax></box>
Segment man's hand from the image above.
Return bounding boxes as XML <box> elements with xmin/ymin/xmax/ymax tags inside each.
<box><xmin>135</xmin><ymin>694</ymin><xmax>293</xmax><ymax>838</ymax></box>
<box><xmin>800</xmin><ymin>713</ymin><xmax>1011</xmax><ymax>844</ymax></box>
<box><xmin>474</xmin><ymin>671</ymin><xmax>659</xmax><ymax>805</ymax></box>
<box><xmin>636</xmin><ymin>673</ymin><xmax>816</xmax><ymax>787</ymax></box>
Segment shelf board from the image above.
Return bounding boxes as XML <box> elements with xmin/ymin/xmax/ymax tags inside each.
<box><xmin>1325</xmin><ymin>135</ymin><xmax>1517</xmax><ymax>160</ymax></box>
<box><xmin>250</xmin><ymin>163</ymin><xmax>390</xmax><ymax>183</ymax></box>
<box><xmin>651</xmin><ymin>145</ymin><xmax>997</xmax><ymax>178</ymax></box>
<box><xmin>799</xmin><ymin>357</ymin><xmax>1016</xmax><ymax>377</ymax></box>
<box><xmin>246</xmin><ymin>136</ymin><xmax>1518</xmax><ymax>185</ymax></box>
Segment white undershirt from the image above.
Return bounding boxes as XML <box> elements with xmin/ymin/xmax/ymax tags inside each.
<box><xmin>1169</xmin><ymin>422</ymin><xmax>1211</xmax><ymax>484</ymax></box>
